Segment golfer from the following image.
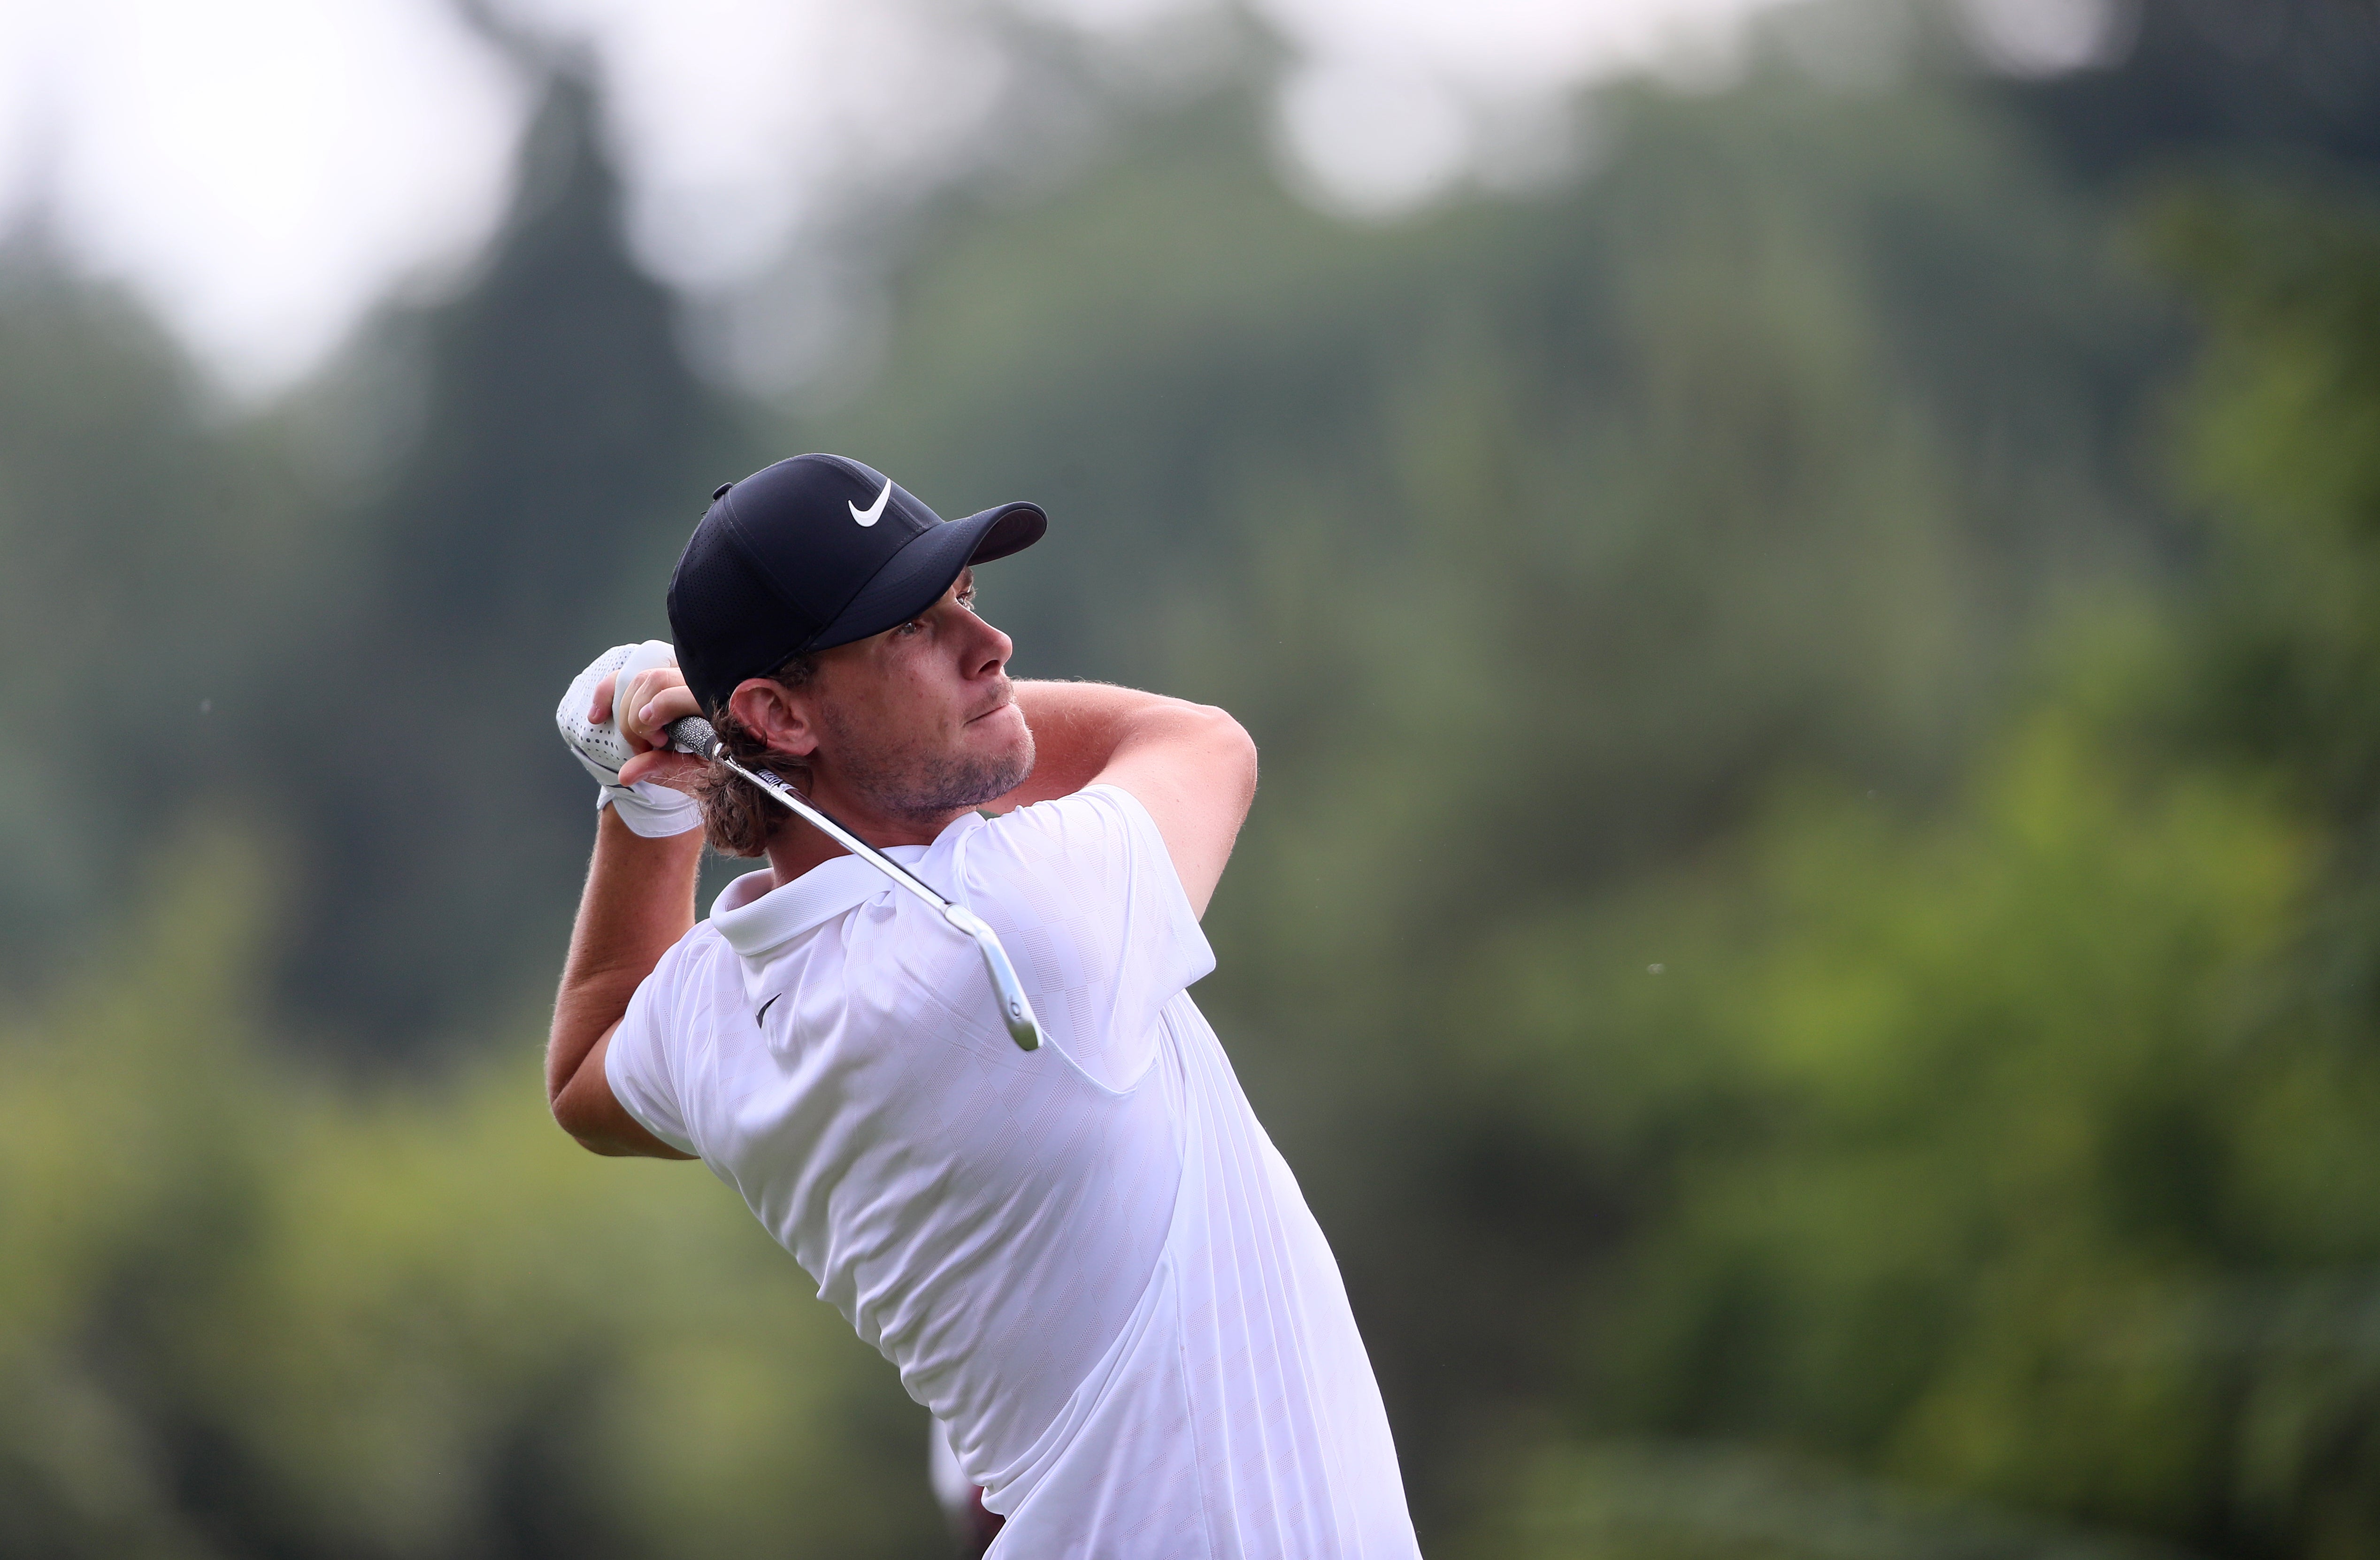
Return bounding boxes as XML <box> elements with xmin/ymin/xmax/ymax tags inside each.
<box><xmin>546</xmin><ymin>453</ymin><xmax>1420</xmax><ymax>1555</ymax></box>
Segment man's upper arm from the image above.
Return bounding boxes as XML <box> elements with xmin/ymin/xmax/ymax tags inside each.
<box><xmin>553</xmin><ymin>947</ymin><xmax>700</xmax><ymax>1161</ymax></box>
<box><xmin>552</xmin><ymin>1023</ymin><xmax>693</xmax><ymax>1159</ymax></box>
<box><xmin>1090</xmin><ymin>701</ymin><xmax>1257</xmax><ymax>918</ymax></box>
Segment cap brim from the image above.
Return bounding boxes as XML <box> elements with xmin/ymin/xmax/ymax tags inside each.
<box><xmin>814</xmin><ymin>501</ymin><xmax>1046</xmax><ymax>651</ymax></box>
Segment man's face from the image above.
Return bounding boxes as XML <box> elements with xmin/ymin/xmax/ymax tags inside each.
<box><xmin>806</xmin><ymin>568</ymin><xmax>1034</xmax><ymax>819</ymax></box>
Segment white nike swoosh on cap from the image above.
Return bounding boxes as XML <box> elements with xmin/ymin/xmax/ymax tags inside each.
<box><xmin>850</xmin><ymin>478</ymin><xmax>892</xmax><ymax>527</ymax></box>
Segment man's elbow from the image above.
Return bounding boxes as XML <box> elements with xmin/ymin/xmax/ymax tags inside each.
<box><xmin>1221</xmin><ymin>709</ymin><xmax>1259</xmax><ymax>804</ymax></box>
<box><xmin>549</xmin><ymin>1091</ymin><xmax>609</xmax><ymax>1155</ymax></box>
<box><xmin>550</xmin><ymin>1072</ymin><xmax>622</xmax><ymax>1155</ymax></box>
<box><xmin>550</xmin><ymin>1068</ymin><xmax>695</xmax><ymax>1160</ymax></box>
<box><xmin>552</xmin><ymin>1100</ymin><xmax>658</xmax><ymax>1157</ymax></box>
<box><xmin>1181</xmin><ymin>701</ymin><xmax>1258</xmax><ymax>804</ymax></box>
<box><xmin>566</xmin><ymin>1129</ymin><xmax>649</xmax><ymax>1158</ymax></box>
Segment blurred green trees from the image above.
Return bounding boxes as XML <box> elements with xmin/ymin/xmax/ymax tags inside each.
<box><xmin>1458</xmin><ymin>193</ymin><xmax>2380</xmax><ymax>1557</ymax></box>
<box><xmin>0</xmin><ymin>837</ymin><xmax>940</xmax><ymax>1557</ymax></box>
<box><xmin>4</xmin><ymin>5</ymin><xmax>2380</xmax><ymax>1554</ymax></box>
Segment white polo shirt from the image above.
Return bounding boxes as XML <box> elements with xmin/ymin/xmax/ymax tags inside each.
<box><xmin>606</xmin><ymin>784</ymin><xmax>1419</xmax><ymax>1556</ymax></box>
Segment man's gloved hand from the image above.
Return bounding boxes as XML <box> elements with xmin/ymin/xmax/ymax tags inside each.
<box><xmin>557</xmin><ymin>643</ymin><xmax>703</xmax><ymax>838</ymax></box>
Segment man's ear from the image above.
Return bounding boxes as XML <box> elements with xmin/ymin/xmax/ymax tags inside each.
<box><xmin>727</xmin><ymin>677</ymin><xmax>820</xmax><ymax>758</ymax></box>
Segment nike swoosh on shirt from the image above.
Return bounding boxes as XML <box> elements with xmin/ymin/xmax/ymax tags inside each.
<box><xmin>756</xmin><ymin>993</ymin><xmax>781</xmax><ymax>1025</ymax></box>
<box><xmin>850</xmin><ymin>478</ymin><xmax>892</xmax><ymax>527</ymax></box>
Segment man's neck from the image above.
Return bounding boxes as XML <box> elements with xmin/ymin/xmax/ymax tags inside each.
<box><xmin>760</xmin><ymin>778</ymin><xmax>969</xmax><ymax>887</ymax></box>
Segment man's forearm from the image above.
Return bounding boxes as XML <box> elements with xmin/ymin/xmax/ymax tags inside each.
<box><xmin>995</xmin><ymin>677</ymin><xmax>1256</xmax><ymax>915</ymax></box>
<box><xmin>546</xmin><ymin>808</ymin><xmax>703</xmax><ymax>1107</ymax></box>
<box><xmin>994</xmin><ymin>680</ymin><xmax>1207</xmax><ymax>808</ymax></box>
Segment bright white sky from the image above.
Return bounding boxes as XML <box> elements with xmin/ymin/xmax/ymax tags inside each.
<box><xmin>0</xmin><ymin>0</ymin><xmax>2123</xmax><ymax>396</ymax></box>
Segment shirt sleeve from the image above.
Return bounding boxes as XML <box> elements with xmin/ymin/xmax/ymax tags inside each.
<box><xmin>603</xmin><ymin>936</ymin><xmax>703</xmax><ymax>1157</ymax></box>
<box><xmin>957</xmin><ymin>783</ymin><xmax>1216</xmax><ymax>1092</ymax></box>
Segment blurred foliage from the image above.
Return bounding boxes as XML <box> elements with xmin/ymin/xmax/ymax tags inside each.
<box><xmin>0</xmin><ymin>261</ymin><xmax>325</xmax><ymax>991</ymax></box>
<box><xmin>4</xmin><ymin>0</ymin><xmax>2380</xmax><ymax>1553</ymax></box>
<box><xmin>0</xmin><ymin>836</ymin><xmax>937</xmax><ymax>1558</ymax></box>
<box><xmin>1464</xmin><ymin>1440</ymin><xmax>2188</xmax><ymax>1560</ymax></box>
<box><xmin>2013</xmin><ymin>0</ymin><xmax>2380</xmax><ymax>184</ymax></box>
<box><xmin>1449</xmin><ymin>191</ymin><xmax>2380</xmax><ymax>1555</ymax></box>
<box><xmin>260</xmin><ymin>79</ymin><xmax>752</xmax><ymax>1042</ymax></box>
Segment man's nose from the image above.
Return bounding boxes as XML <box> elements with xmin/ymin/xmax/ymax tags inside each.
<box><xmin>968</xmin><ymin>614</ymin><xmax>1013</xmax><ymax>677</ymax></box>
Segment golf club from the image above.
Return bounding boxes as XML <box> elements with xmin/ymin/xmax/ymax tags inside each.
<box><xmin>665</xmin><ymin>714</ymin><xmax>1044</xmax><ymax>1053</ymax></box>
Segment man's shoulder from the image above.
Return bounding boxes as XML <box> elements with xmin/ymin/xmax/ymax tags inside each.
<box><xmin>952</xmin><ymin>786</ymin><xmax>1166</xmax><ymax>903</ymax></box>
<box><xmin>971</xmin><ymin>784</ymin><xmax>1154</xmax><ymax>856</ymax></box>
<box><xmin>638</xmin><ymin>915</ymin><xmax>737</xmax><ymax>1003</ymax></box>
<box><xmin>674</xmin><ymin>911</ymin><xmax>737</xmax><ymax>956</ymax></box>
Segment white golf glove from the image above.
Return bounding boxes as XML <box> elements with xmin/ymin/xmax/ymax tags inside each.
<box><xmin>557</xmin><ymin>642</ymin><xmax>703</xmax><ymax>838</ymax></box>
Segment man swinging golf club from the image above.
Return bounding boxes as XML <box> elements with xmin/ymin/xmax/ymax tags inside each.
<box><xmin>546</xmin><ymin>453</ymin><xmax>1421</xmax><ymax>1555</ymax></box>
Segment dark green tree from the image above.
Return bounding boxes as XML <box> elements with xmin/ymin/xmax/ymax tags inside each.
<box><xmin>0</xmin><ymin>253</ymin><xmax>313</xmax><ymax>989</ymax></box>
<box><xmin>265</xmin><ymin>75</ymin><xmax>749</xmax><ymax>1050</ymax></box>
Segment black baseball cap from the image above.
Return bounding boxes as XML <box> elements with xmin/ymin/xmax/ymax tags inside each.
<box><xmin>667</xmin><ymin>453</ymin><xmax>1046</xmax><ymax>714</ymax></box>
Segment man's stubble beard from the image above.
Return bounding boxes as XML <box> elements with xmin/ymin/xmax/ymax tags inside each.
<box><xmin>818</xmin><ymin>703</ymin><xmax>1036</xmax><ymax>822</ymax></box>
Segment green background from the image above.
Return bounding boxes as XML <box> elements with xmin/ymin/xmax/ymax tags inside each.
<box><xmin>6</xmin><ymin>1</ymin><xmax>2380</xmax><ymax>1553</ymax></box>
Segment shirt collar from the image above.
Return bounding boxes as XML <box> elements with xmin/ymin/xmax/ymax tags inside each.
<box><xmin>709</xmin><ymin>848</ymin><xmax>923</xmax><ymax>958</ymax></box>
<box><xmin>709</xmin><ymin>807</ymin><xmax>986</xmax><ymax>959</ymax></box>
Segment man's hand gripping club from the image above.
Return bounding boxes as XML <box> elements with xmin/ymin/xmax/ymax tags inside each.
<box><xmin>555</xmin><ymin>641</ymin><xmax>705</xmax><ymax>834</ymax></box>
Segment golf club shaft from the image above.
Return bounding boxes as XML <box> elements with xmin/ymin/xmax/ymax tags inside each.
<box><xmin>664</xmin><ymin>716</ymin><xmax>1043</xmax><ymax>1052</ymax></box>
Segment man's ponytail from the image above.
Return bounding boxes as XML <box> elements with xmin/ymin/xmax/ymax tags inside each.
<box><xmin>690</xmin><ymin>653</ymin><xmax>817</xmax><ymax>857</ymax></box>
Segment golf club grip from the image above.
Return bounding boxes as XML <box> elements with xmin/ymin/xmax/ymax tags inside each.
<box><xmin>667</xmin><ymin>715</ymin><xmax>718</xmax><ymax>757</ymax></box>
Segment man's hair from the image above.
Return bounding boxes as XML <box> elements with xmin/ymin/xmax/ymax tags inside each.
<box><xmin>692</xmin><ymin>651</ymin><xmax>819</xmax><ymax>856</ymax></box>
